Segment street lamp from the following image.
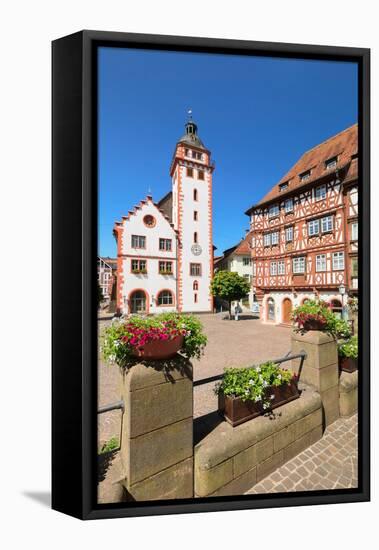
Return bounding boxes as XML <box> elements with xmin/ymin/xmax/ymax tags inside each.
<box><xmin>339</xmin><ymin>284</ymin><xmax>347</xmax><ymax>320</ymax></box>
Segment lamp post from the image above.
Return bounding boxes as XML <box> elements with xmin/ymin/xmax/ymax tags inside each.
<box><xmin>339</xmin><ymin>284</ymin><xmax>347</xmax><ymax>320</ymax></box>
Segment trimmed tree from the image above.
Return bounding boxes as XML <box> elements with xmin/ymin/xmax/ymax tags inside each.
<box><xmin>210</xmin><ymin>270</ymin><xmax>251</xmax><ymax>319</ymax></box>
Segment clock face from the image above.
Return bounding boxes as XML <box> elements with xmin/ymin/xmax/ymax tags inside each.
<box><xmin>191</xmin><ymin>244</ymin><xmax>202</xmax><ymax>256</ymax></box>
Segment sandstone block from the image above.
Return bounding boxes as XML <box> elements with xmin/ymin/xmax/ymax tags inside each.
<box><xmin>126</xmin><ymin>457</ymin><xmax>193</xmax><ymax>501</ymax></box>
<box><xmin>257</xmin><ymin>450</ymin><xmax>284</xmax><ymax>482</ymax></box>
<box><xmin>127</xmin><ymin>417</ymin><xmax>193</xmax><ymax>485</ymax></box>
<box><xmin>195</xmin><ymin>458</ymin><xmax>233</xmax><ymax>497</ymax></box>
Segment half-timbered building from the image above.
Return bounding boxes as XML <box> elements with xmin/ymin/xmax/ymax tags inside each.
<box><xmin>245</xmin><ymin>124</ymin><xmax>358</xmax><ymax>324</ymax></box>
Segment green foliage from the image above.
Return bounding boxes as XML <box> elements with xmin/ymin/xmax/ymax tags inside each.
<box><xmin>216</xmin><ymin>361</ymin><xmax>296</xmax><ymax>410</ymax></box>
<box><xmin>101</xmin><ymin>312</ymin><xmax>207</xmax><ymax>367</ymax></box>
<box><xmin>292</xmin><ymin>299</ymin><xmax>351</xmax><ymax>339</ymax></box>
<box><xmin>210</xmin><ymin>271</ymin><xmax>250</xmax><ymax>315</ymax></box>
<box><xmin>338</xmin><ymin>335</ymin><xmax>358</xmax><ymax>359</ymax></box>
<box><xmin>348</xmin><ymin>296</ymin><xmax>358</xmax><ymax>314</ymax></box>
<box><xmin>99</xmin><ymin>437</ymin><xmax>119</xmax><ymax>454</ymax></box>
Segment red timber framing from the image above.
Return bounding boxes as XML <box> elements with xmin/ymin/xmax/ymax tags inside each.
<box><xmin>246</xmin><ymin>124</ymin><xmax>359</xmax><ymax>306</ymax></box>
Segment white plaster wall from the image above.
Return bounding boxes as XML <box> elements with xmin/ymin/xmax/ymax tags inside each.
<box><xmin>178</xmin><ymin>165</ymin><xmax>212</xmax><ymax>312</ymax></box>
<box><xmin>229</xmin><ymin>255</ymin><xmax>254</xmax><ymax>308</ymax></box>
<box><xmin>260</xmin><ymin>290</ymin><xmax>341</xmax><ymax>324</ymax></box>
<box><xmin>119</xmin><ymin>199</ymin><xmax>178</xmax><ymax>314</ymax></box>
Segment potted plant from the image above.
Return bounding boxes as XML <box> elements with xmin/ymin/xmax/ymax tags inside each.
<box><xmin>292</xmin><ymin>299</ymin><xmax>331</xmax><ymax>331</ymax></box>
<box><xmin>338</xmin><ymin>335</ymin><xmax>358</xmax><ymax>373</ymax></box>
<box><xmin>101</xmin><ymin>312</ymin><xmax>207</xmax><ymax>365</ymax></box>
<box><xmin>216</xmin><ymin>362</ymin><xmax>300</xmax><ymax>427</ymax></box>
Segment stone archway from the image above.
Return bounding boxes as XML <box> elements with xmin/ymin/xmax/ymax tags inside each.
<box><xmin>129</xmin><ymin>289</ymin><xmax>148</xmax><ymax>314</ymax></box>
<box><xmin>282</xmin><ymin>297</ymin><xmax>292</xmax><ymax>324</ymax></box>
<box><xmin>266</xmin><ymin>297</ymin><xmax>275</xmax><ymax>322</ymax></box>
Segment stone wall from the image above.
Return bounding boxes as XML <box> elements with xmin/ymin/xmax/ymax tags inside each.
<box><xmin>194</xmin><ymin>384</ymin><xmax>322</xmax><ymax>497</ymax></box>
<box><xmin>119</xmin><ymin>356</ymin><xmax>194</xmax><ymax>500</ymax></box>
<box><xmin>339</xmin><ymin>370</ymin><xmax>358</xmax><ymax>417</ymax></box>
<box><xmin>291</xmin><ymin>331</ymin><xmax>340</xmax><ymax>426</ymax></box>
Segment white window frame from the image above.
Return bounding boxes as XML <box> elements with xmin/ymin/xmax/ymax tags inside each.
<box><xmin>351</xmin><ymin>222</ymin><xmax>358</xmax><ymax>241</ymax></box>
<box><xmin>131</xmin><ymin>234</ymin><xmax>146</xmax><ymax>249</ymax></box>
<box><xmin>316</xmin><ymin>254</ymin><xmax>327</xmax><ymax>272</ymax></box>
<box><xmin>321</xmin><ymin>215</ymin><xmax>333</xmax><ymax>233</ymax></box>
<box><xmin>268</xmin><ymin>204</ymin><xmax>279</xmax><ymax>218</ymax></box>
<box><xmin>285</xmin><ymin>226</ymin><xmax>293</xmax><ymax>242</ymax></box>
<box><xmin>325</xmin><ymin>157</ymin><xmax>337</xmax><ymax>170</ymax></box>
<box><xmin>332</xmin><ymin>252</ymin><xmax>345</xmax><ymax>271</ymax></box>
<box><xmin>308</xmin><ymin>219</ymin><xmax>320</xmax><ymax>237</ymax></box>
<box><xmin>263</xmin><ymin>233</ymin><xmax>271</xmax><ymax>247</ymax></box>
<box><xmin>270</xmin><ymin>262</ymin><xmax>277</xmax><ymax>275</ymax></box>
<box><xmin>300</xmin><ymin>171</ymin><xmax>311</xmax><ymax>182</ymax></box>
<box><xmin>271</xmin><ymin>232</ymin><xmax>279</xmax><ymax>246</ymax></box>
<box><xmin>243</xmin><ymin>257</ymin><xmax>252</xmax><ymax>266</ymax></box>
<box><xmin>292</xmin><ymin>256</ymin><xmax>306</xmax><ymax>274</ymax></box>
<box><xmin>277</xmin><ymin>260</ymin><xmax>285</xmax><ymax>275</ymax></box>
<box><xmin>315</xmin><ymin>185</ymin><xmax>327</xmax><ymax>201</ymax></box>
<box><xmin>284</xmin><ymin>198</ymin><xmax>293</xmax><ymax>213</ymax></box>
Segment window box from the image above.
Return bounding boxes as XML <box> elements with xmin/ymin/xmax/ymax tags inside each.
<box><xmin>339</xmin><ymin>356</ymin><xmax>358</xmax><ymax>373</ymax></box>
<box><xmin>219</xmin><ymin>380</ymin><xmax>299</xmax><ymax>427</ymax></box>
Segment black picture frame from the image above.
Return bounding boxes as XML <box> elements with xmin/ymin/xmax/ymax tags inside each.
<box><xmin>52</xmin><ymin>30</ymin><xmax>370</xmax><ymax>520</ymax></box>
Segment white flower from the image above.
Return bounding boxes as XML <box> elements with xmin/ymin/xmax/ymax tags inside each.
<box><xmin>245</xmin><ymin>390</ymin><xmax>249</xmax><ymax>395</ymax></box>
<box><xmin>262</xmin><ymin>380</ymin><xmax>268</xmax><ymax>387</ymax></box>
<box><xmin>255</xmin><ymin>395</ymin><xmax>262</xmax><ymax>402</ymax></box>
<box><xmin>256</xmin><ymin>367</ymin><xmax>261</xmax><ymax>373</ymax></box>
<box><xmin>263</xmin><ymin>403</ymin><xmax>269</xmax><ymax>410</ymax></box>
<box><xmin>278</xmin><ymin>374</ymin><xmax>282</xmax><ymax>380</ymax></box>
<box><xmin>270</xmin><ymin>394</ymin><xmax>275</xmax><ymax>400</ymax></box>
<box><xmin>249</xmin><ymin>379</ymin><xmax>254</xmax><ymax>385</ymax></box>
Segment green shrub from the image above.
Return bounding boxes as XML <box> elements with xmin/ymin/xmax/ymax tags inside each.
<box><xmin>216</xmin><ymin>361</ymin><xmax>297</xmax><ymax>410</ymax></box>
<box><xmin>101</xmin><ymin>312</ymin><xmax>207</xmax><ymax>367</ymax></box>
<box><xmin>338</xmin><ymin>335</ymin><xmax>358</xmax><ymax>359</ymax></box>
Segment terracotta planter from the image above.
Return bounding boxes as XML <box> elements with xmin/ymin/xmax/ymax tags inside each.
<box><xmin>219</xmin><ymin>380</ymin><xmax>300</xmax><ymax>427</ymax></box>
<box><xmin>302</xmin><ymin>319</ymin><xmax>327</xmax><ymax>331</ymax></box>
<box><xmin>131</xmin><ymin>335</ymin><xmax>184</xmax><ymax>361</ymax></box>
<box><xmin>339</xmin><ymin>355</ymin><xmax>358</xmax><ymax>373</ymax></box>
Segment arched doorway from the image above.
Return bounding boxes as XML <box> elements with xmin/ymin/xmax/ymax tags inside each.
<box><xmin>129</xmin><ymin>290</ymin><xmax>147</xmax><ymax>314</ymax></box>
<box><xmin>282</xmin><ymin>298</ymin><xmax>292</xmax><ymax>324</ymax></box>
<box><xmin>267</xmin><ymin>297</ymin><xmax>275</xmax><ymax>322</ymax></box>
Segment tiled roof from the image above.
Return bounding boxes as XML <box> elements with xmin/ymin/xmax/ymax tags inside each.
<box><xmin>222</xmin><ymin>232</ymin><xmax>252</xmax><ymax>259</ymax></box>
<box><xmin>246</xmin><ymin>123</ymin><xmax>358</xmax><ymax>212</ymax></box>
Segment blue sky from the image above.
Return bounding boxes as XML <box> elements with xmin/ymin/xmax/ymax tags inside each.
<box><xmin>98</xmin><ymin>47</ymin><xmax>357</xmax><ymax>257</ymax></box>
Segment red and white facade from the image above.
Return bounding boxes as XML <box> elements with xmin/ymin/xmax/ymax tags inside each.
<box><xmin>246</xmin><ymin>124</ymin><xmax>358</xmax><ymax>324</ymax></box>
<box><xmin>113</xmin><ymin>119</ymin><xmax>214</xmax><ymax>315</ymax></box>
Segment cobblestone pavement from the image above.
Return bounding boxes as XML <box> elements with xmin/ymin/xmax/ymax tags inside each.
<box><xmin>246</xmin><ymin>414</ymin><xmax>358</xmax><ymax>494</ymax></box>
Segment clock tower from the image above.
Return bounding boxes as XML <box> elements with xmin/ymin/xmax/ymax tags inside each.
<box><xmin>170</xmin><ymin>117</ymin><xmax>214</xmax><ymax>312</ymax></box>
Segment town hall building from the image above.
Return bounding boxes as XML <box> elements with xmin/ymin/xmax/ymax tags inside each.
<box><xmin>113</xmin><ymin>118</ymin><xmax>214</xmax><ymax>315</ymax></box>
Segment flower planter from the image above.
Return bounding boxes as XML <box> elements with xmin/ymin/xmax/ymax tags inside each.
<box><xmin>131</xmin><ymin>335</ymin><xmax>184</xmax><ymax>361</ymax></box>
<box><xmin>218</xmin><ymin>380</ymin><xmax>300</xmax><ymax>427</ymax></box>
<box><xmin>339</xmin><ymin>356</ymin><xmax>358</xmax><ymax>373</ymax></box>
<box><xmin>302</xmin><ymin>319</ymin><xmax>327</xmax><ymax>331</ymax></box>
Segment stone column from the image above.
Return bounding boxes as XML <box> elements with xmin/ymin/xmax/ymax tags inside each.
<box><xmin>291</xmin><ymin>330</ymin><xmax>339</xmax><ymax>427</ymax></box>
<box><xmin>119</xmin><ymin>356</ymin><xmax>193</xmax><ymax>501</ymax></box>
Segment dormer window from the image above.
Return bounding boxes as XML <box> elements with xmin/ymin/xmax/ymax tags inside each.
<box><xmin>279</xmin><ymin>182</ymin><xmax>289</xmax><ymax>192</ymax></box>
<box><xmin>300</xmin><ymin>170</ymin><xmax>311</xmax><ymax>182</ymax></box>
<box><xmin>325</xmin><ymin>156</ymin><xmax>338</xmax><ymax>170</ymax></box>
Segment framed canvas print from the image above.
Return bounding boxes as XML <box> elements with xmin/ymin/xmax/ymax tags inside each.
<box><xmin>52</xmin><ymin>30</ymin><xmax>370</xmax><ymax>520</ymax></box>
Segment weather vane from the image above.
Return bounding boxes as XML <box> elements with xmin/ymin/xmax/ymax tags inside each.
<box><xmin>187</xmin><ymin>108</ymin><xmax>193</xmax><ymax>121</ymax></box>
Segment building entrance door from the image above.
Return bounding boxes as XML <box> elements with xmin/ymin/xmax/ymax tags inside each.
<box><xmin>282</xmin><ymin>298</ymin><xmax>292</xmax><ymax>324</ymax></box>
<box><xmin>130</xmin><ymin>290</ymin><xmax>147</xmax><ymax>314</ymax></box>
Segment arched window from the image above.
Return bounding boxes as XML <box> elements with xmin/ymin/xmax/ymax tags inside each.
<box><xmin>193</xmin><ymin>280</ymin><xmax>198</xmax><ymax>291</ymax></box>
<box><xmin>194</xmin><ymin>232</ymin><xmax>198</xmax><ymax>243</ymax></box>
<box><xmin>193</xmin><ymin>188</ymin><xmax>198</xmax><ymax>201</ymax></box>
<box><xmin>157</xmin><ymin>290</ymin><xmax>174</xmax><ymax>306</ymax></box>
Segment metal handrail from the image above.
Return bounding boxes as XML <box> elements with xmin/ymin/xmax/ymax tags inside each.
<box><xmin>98</xmin><ymin>399</ymin><xmax>125</xmax><ymax>414</ymax></box>
<box><xmin>193</xmin><ymin>350</ymin><xmax>307</xmax><ymax>387</ymax></box>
